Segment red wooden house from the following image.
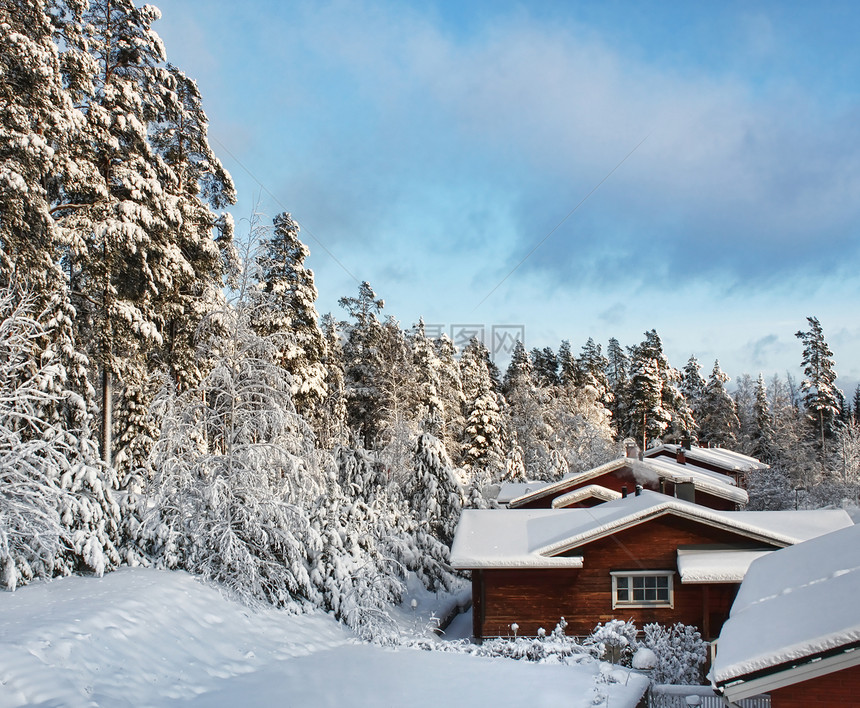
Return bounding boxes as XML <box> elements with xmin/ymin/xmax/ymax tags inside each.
<box><xmin>643</xmin><ymin>443</ymin><xmax>768</xmax><ymax>488</ymax></box>
<box><xmin>450</xmin><ymin>491</ymin><xmax>851</xmax><ymax>642</ymax></box>
<box><xmin>506</xmin><ymin>452</ymin><xmax>748</xmax><ymax>511</ymax></box>
<box><xmin>712</xmin><ymin>523</ymin><xmax>860</xmax><ymax>706</ymax></box>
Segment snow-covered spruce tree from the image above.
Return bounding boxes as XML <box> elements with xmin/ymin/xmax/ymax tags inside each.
<box><xmin>504</xmin><ymin>341</ymin><xmax>556</xmax><ymax>480</ymax></box>
<box><xmin>680</xmin><ymin>355</ymin><xmax>705</xmax><ymax>440</ymax></box>
<box><xmin>317</xmin><ymin>313</ymin><xmax>348</xmax><ymax>449</ymax></box>
<box><xmin>0</xmin><ymin>288</ymin><xmax>120</xmax><ymax>589</ymax></box>
<box><xmin>408</xmin><ymin>319</ymin><xmax>444</xmax><ymax>437</ymax></box>
<box><xmin>796</xmin><ymin>316</ymin><xmax>843</xmax><ymax>453</ymax></box>
<box><xmin>530</xmin><ymin>346</ymin><xmax>560</xmax><ymax>388</ymax></box>
<box><xmin>698</xmin><ymin>360</ymin><xmax>740</xmax><ymax>448</ymax></box>
<box><xmin>577</xmin><ymin>338</ymin><xmax>612</xmax><ymax>411</ymax></box>
<box><xmin>250</xmin><ymin>212</ymin><xmax>326</xmax><ymax>432</ymax></box>
<box><xmin>750</xmin><ymin>373</ymin><xmax>774</xmax><ymax>462</ymax></box>
<box><xmin>628</xmin><ymin>342</ymin><xmax>668</xmax><ymax>449</ymax></box>
<box><xmin>308</xmin><ymin>453</ymin><xmax>405</xmax><ymax>642</ymax></box>
<box><xmin>339</xmin><ymin>281</ymin><xmax>386</xmax><ymax>448</ymax></box>
<box><xmin>406</xmin><ymin>433</ymin><xmax>463</xmax><ymax>547</ymax></box>
<box><xmin>459</xmin><ymin>337</ymin><xmax>509</xmax><ymax>487</ymax></box>
<box><xmin>434</xmin><ymin>333</ymin><xmax>465</xmax><ymax>463</ymax></box>
<box><xmin>557</xmin><ymin>340</ymin><xmax>580</xmax><ymax>387</ymax></box>
<box><xmin>140</xmin><ymin>243</ymin><xmax>322</xmax><ymax>608</ymax></box>
<box><xmin>605</xmin><ymin>337</ymin><xmax>629</xmax><ymax>438</ymax></box>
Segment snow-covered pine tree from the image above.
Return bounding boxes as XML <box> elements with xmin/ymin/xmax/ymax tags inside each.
<box><xmin>251</xmin><ymin>212</ymin><xmax>327</xmax><ymax>432</ymax></box>
<box><xmin>149</xmin><ymin>64</ymin><xmax>237</xmax><ymax>393</ymax></box>
<box><xmin>796</xmin><ymin>316</ymin><xmax>843</xmax><ymax>453</ymax></box>
<box><xmin>698</xmin><ymin>360</ymin><xmax>740</xmax><ymax>448</ymax></box>
<box><xmin>0</xmin><ymin>0</ymin><xmax>77</xmax><ymax>292</ymax></box>
<box><xmin>0</xmin><ymin>0</ymin><xmax>99</xmax><ymax>436</ymax></box>
<box><xmin>55</xmin><ymin>0</ymin><xmax>178</xmax><ymax>466</ymax></box>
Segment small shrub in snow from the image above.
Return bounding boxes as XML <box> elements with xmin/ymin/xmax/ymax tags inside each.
<box><xmin>641</xmin><ymin>622</ymin><xmax>708</xmax><ymax>685</ymax></box>
<box><xmin>585</xmin><ymin>619</ymin><xmax>638</xmax><ymax>665</ymax></box>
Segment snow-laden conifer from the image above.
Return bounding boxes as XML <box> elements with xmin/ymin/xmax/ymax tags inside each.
<box><xmin>0</xmin><ymin>288</ymin><xmax>119</xmax><ymax>589</ymax></box>
<box><xmin>698</xmin><ymin>360</ymin><xmax>740</xmax><ymax>448</ymax></box>
<box><xmin>251</xmin><ymin>212</ymin><xmax>326</xmax><ymax>430</ymax></box>
<box><xmin>796</xmin><ymin>316</ymin><xmax>843</xmax><ymax>452</ymax></box>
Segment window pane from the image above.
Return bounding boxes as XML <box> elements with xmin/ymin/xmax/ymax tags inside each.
<box><xmin>616</xmin><ymin>574</ymin><xmax>671</xmax><ymax>605</ymax></box>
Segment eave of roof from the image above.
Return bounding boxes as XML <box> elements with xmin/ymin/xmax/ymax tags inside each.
<box><xmin>551</xmin><ymin>484</ymin><xmax>622</xmax><ymax>508</ymax></box>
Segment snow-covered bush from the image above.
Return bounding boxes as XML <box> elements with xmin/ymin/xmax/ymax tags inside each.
<box><xmin>141</xmin><ymin>293</ymin><xmax>323</xmax><ymax>608</ymax></box>
<box><xmin>585</xmin><ymin>619</ymin><xmax>638</xmax><ymax>665</ymax></box>
<box><xmin>641</xmin><ymin>622</ymin><xmax>708</xmax><ymax>685</ymax></box>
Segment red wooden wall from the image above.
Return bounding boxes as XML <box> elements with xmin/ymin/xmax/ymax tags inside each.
<box><xmin>769</xmin><ymin>663</ymin><xmax>860</xmax><ymax>707</ymax></box>
<box><xmin>472</xmin><ymin>513</ymin><xmax>769</xmax><ymax>640</ymax></box>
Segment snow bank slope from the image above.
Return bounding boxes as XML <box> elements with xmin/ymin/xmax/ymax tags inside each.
<box><xmin>0</xmin><ymin>569</ymin><xmax>646</xmax><ymax>708</ymax></box>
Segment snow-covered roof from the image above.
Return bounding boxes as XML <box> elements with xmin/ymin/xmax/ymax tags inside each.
<box><xmin>495</xmin><ymin>481</ymin><xmax>551</xmax><ymax>505</ymax></box>
<box><xmin>713</xmin><ymin>523</ymin><xmax>860</xmax><ymax>698</ymax></box>
<box><xmin>676</xmin><ymin>547</ymin><xmax>773</xmax><ymax>584</ymax></box>
<box><xmin>551</xmin><ymin>485</ymin><xmax>622</xmax><ymax>508</ymax></box>
<box><xmin>451</xmin><ymin>491</ymin><xmax>851</xmax><ymax>571</ymax></box>
<box><xmin>507</xmin><ymin>457</ymin><xmax>748</xmax><ymax>508</ymax></box>
<box><xmin>450</xmin><ymin>509</ymin><xmax>584</xmax><ymax>569</ymax></box>
<box><xmin>645</xmin><ymin>444</ymin><xmax>768</xmax><ymax>473</ymax></box>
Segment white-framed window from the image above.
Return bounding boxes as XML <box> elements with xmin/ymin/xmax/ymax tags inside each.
<box><xmin>610</xmin><ymin>571</ymin><xmax>674</xmax><ymax>609</ymax></box>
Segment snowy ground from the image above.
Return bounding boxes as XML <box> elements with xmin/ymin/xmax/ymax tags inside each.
<box><xmin>0</xmin><ymin>569</ymin><xmax>648</xmax><ymax>707</ymax></box>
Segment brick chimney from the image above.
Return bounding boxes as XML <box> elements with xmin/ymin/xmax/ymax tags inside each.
<box><xmin>625</xmin><ymin>441</ymin><xmax>640</xmax><ymax>459</ymax></box>
<box><xmin>676</xmin><ymin>447</ymin><xmax>686</xmax><ymax>465</ymax></box>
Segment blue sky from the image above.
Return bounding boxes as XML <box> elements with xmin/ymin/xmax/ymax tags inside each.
<box><xmin>152</xmin><ymin>0</ymin><xmax>860</xmax><ymax>392</ymax></box>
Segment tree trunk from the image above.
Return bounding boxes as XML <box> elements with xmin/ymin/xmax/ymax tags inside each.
<box><xmin>101</xmin><ymin>364</ymin><xmax>112</xmax><ymax>466</ymax></box>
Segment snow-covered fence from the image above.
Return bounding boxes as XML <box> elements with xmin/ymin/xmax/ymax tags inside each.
<box><xmin>648</xmin><ymin>684</ymin><xmax>770</xmax><ymax>708</ymax></box>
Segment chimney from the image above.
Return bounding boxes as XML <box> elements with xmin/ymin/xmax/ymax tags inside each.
<box><xmin>676</xmin><ymin>448</ymin><xmax>686</xmax><ymax>465</ymax></box>
<box><xmin>635</xmin><ymin>484</ymin><xmax>643</xmax><ymax>497</ymax></box>
<box><xmin>681</xmin><ymin>431</ymin><xmax>692</xmax><ymax>451</ymax></box>
<box><xmin>625</xmin><ymin>441</ymin><xmax>639</xmax><ymax>459</ymax></box>
<box><xmin>621</xmin><ymin>485</ymin><xmax>628</xmax><ymax>498</ymax></box>
<box><xmin>676</xmin><ymin>480</ymin><xmax>695</xmax><ymax>503</ymax></box>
